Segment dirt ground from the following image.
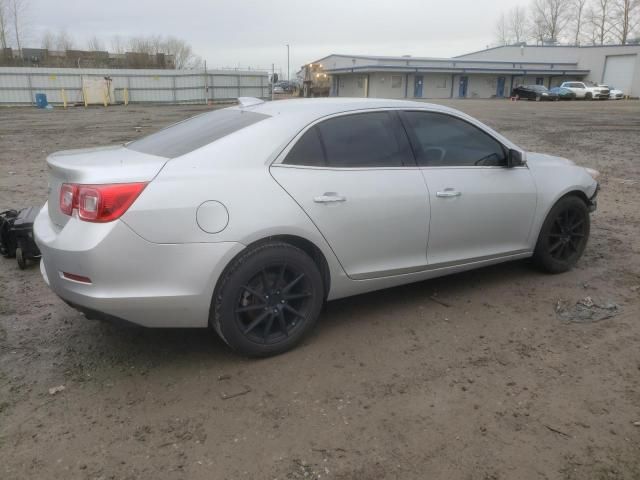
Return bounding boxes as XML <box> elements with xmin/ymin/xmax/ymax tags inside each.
<box><xmin>1</xmin><ymin>99</ymin><xmax>639</xmax><ymax>480</ymax></box>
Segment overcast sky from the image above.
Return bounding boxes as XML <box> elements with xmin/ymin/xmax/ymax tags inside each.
<box><xmin>25</xmin><ymin>0</ymin><xmax>526</xmax><ymax>75</ymax></box>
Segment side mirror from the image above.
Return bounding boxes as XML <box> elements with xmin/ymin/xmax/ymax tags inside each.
<box><xmin>507</xmin><ymin>149</ymin><xmax>524</xmax><ymax>168</ymax></box>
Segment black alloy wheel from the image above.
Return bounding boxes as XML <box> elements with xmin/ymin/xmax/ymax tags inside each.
<box><xmin>533</xmin><ymin>196</ymin><xmax>590</xmax><ymax>273</ymax></box>
<box><xmin>235</xmin><ymin>263</ymin><xmax>313</xmax><ymax>344</ymax></box>
<box><xmin>212</xmin><ymin>242</ymin><xmax>324</xmax><ymax>357</ymax></box>
<box><xmin>546</xmin><ymin>208</ymin><xmax>587</xmax><ymax>262</ymax></box>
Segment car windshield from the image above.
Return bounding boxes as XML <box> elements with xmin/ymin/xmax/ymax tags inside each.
<box><xmin>127</xmin><ymin>108</ymin><xmax>270</xmax><ymax>158</ymax></box>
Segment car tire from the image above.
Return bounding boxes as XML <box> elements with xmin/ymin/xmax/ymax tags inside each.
<box><xmin>585</xmin><ymin>92</ymin><xmax>593</xmax><ymax>100</ymax></box>
<box><xmin>533</xmin><ymin>195</ymin><xmax>590</xmax><ymax>274</ymax></box>
<box><xmin>211</xmin><ymin>241</ymin><xmax>324</xmax><ymax>357</ymax></box>
<box><xmin>16</xmin><ymin>241</ymin><xmax>26</xmax><ymax>269</ymax></box>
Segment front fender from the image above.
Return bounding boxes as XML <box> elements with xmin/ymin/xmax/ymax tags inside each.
<box><xmin>525</xmin><ymin>153</ymin><xmax>598</xmax><ymax>247</ymax></box>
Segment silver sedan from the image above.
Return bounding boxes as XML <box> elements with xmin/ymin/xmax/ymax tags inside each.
<box><xmin>34</xmin><ymin>98</ymin><xmax>599</xmax><ymax>356</ymax></box>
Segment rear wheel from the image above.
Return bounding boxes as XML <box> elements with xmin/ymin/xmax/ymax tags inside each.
<box><xmin>533</xmin><ymin>196</ymin><xmax>590</xmax><ymax>273</ymax></box>
<box><xmin>212</xmin><ymin>242</ymin><xmax>324</xmax><ymax>357</ymax></box>
<box><xmin>16</xmin><ymin>240</ymin><xmax>26</xmax><ymax>269</ymax></box>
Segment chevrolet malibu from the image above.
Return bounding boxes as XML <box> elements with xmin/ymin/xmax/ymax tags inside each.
<box><xmin>35</xmin><ymin>98</ymin><xmax>599</xmax><ymax>356</ymax></box>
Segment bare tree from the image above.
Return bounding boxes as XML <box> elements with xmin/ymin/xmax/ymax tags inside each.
<box><xmin>612</xmin><ymin>0</ymin><xmax>639</xmax><ymax>43</ymax></box>
<box><xmin>508</xmin><ymin>6</ymin><xmax>529</xmax><ymax>44</ymax></box>
<box><xmin>0</xmin><ymin>0</ymin><xmax>10</xmax><ymax>49</ymax></box>
<box><xmin>532</xmin><ymin>0</ymin><xmax>571</xmax><ymax>43</ymax></box>
<box><xmin>86</xmin><ymin>35</ymin><xmax>103</xmax><ymax>51</ymax></box>
<box><xmin>40</xmin><ymin>29</ymin><xmax>54</xmax><ymax>50</ymax></box>
<box><xmin>588</xmin><ymin>0</ymin><xmax>615</xmax><ymax>44</ymax></box>
<box><xmin>128</xmin><ymin>36</ymin><xmax>154</xmax><ymax>55</ymax></box>
<box><xmin>9</xmin><ymin>0</ymin><xmax>29</xmax><ymax>56</ymax></box>
<box><xmin>54</xmin><ymin>29</ymin><xmax>73</xmax><ymax>51</ymax></box>
<box><xmin>570</xmin><ymin>0</ymin><xmax>589</xmax><ymax>44</ymax></box>
<box><xmin>530</xmin><ymin>9</ymin><xmax>548</xmax><ymax>44</ymax></box>
<box><xmin>162</xmin><ymin>36</ymin><xmax>197</xmax><ymax>69</ymax></box>
<box><xmin>495</xmin><ymin>12</ymin><xmax>511</xmax><ymax>45</ymax></box>
<box><xmin>110</xmin><ymin>35</ymin><xmax>125</xmax><ymax>54</ymax></box>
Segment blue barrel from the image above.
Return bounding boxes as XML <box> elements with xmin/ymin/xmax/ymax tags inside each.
<box><xmin>35</xmin><ymin>93</ymin><xmax>48</xmax><ymax>108</ymax></box>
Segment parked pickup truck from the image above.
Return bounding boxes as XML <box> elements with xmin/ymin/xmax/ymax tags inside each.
<box><xmin>560</xmin><ymin>81</ymin><xmax>610</xmax><ymax>100</ymax></box>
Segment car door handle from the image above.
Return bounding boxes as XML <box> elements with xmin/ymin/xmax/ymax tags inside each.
<box><xmin>313</xmin><ymin>193</ymin><xmax>346</xmax><ymax>203</ymax></box>
<box><xmin>436</xmin><ymin>189</ymin><xmax>462</xmax><ymax>198</ymax></box>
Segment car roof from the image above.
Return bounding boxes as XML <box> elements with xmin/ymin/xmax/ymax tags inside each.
<box><xmin>231</xmin><ymin>97</ymin><xmax>463</xmax><ymax>124</ymax></box>
<box><xmin>173</xmin><ymin>97</ymin><xmax>521</xmax><ymax>165</ymax></box>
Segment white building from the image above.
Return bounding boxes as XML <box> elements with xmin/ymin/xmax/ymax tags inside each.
<box><xmin>311</xmin><ymin>44</ymin><xmax>640</xmax><ymax>99</ymax></box>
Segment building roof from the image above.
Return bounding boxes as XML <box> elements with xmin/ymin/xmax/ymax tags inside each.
<box><xmin>307</xmin><ymin>53</ymin><xmax>588</xmax><ymax>76</ymax></box>
<box><xmin>455</xmin><ymin>43</ymin><xmax>640</xmax><ymax>58</ymax></box>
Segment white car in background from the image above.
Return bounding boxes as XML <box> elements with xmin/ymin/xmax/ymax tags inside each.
<box><xmin>609</xmin><ymin>88</ymin><xmax>624</xmax><ymax>100</ymax></box>
<box><xmin>560</xmin><ymin>81</ymin><xmax>610</xmax><ymax>100</ymax></box>
<box><xmin>34</xmin><ymin>98</ymin><xmax>600</xmax><ymax>357</ymax></box>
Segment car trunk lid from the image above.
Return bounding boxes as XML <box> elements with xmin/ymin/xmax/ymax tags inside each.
<box><xmin>47</xmin><ymin>145</ymin><xmax>168</xmax><ymax>227</ymax></box>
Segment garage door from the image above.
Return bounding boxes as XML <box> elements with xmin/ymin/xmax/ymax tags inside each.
<box><xmin>602</xmin><ymin>54</ymin><xmax>637</xmax><ymax>94</ymax></box>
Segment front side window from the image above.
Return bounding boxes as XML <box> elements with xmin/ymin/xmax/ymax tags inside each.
<box><xmin>401</xmin><ymin>111</ymin><xmax>506</xmax><ymax>167</ymax></box>
<box><xmin>283</xmin><ymin>112</ymin><xmax>414</xmax><ymax>168</ymax></box>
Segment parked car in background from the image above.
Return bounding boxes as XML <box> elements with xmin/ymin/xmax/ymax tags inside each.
<box><xmin>34</xmin><ymin>98</ymin><xmax>599</xmax><ymax>357</ymax></box>
<box><xmin>512</xmin><ymin>85</ymin><xmax>559</xmax><ymax>101</ymax></box>
<box><xmin>560</xmin><ymin>81</ymin><xmax>609</xmax><ymax>100</ymax></box>
<box><xmin>273</xmin><ymin>81</ymin><xmax>296</xmax><ymax>94</ymax></box>
<box><xmin>549</xmin><ymin>86</ymin><xmax>577</xmax><ymax>100</ymax></box>
<box><xmin>609</xmin><ymin>88</ymin><xmax>624</xmax><ymax>100</ymax></box>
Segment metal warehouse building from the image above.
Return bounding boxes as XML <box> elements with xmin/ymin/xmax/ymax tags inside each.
<box><xmin>313</xmin><ymin>45</ymin><xmax>640</xmax><ymax>99</ymax></box>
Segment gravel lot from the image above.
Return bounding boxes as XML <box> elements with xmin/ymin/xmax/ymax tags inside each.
<box><xmin>1</xmin><ymin>99</ymin><xmax>639</xmax><ymax>480</ymax></box>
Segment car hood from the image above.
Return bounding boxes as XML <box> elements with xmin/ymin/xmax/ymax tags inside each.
<box><xmin>525</xmin><ymin>152</ymin><xmax>575</xmax><ymax>167</ymax></box>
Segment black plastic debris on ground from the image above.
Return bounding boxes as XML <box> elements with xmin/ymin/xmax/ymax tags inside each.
<box><xmin>555</xmin><ymin>296</ymin><xmax>621</xmax><ymax>323</ymax></box>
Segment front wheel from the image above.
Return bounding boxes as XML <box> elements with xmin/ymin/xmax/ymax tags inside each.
<box><xmin>212</xmin><ymin>242</ymin><xmax>324</xmax><ymax>357</ymax></box>
<box><xmin>533</xmin><ymin>196</ymin><xmax>590</xmax><ymax>273</ymax></box>
<box><xmin>16</xmin><ymin>246</ymin><xmax>26</xmax><ymax>269</ymax></box>
<box><xmin>16</xmin><ymin>239</ymin><xmax>27</xmax><ymax>269</ymax></box>
<box><xmin>585</xmin><ymin>92</ymin><xmax>593</xmax><ymax>100</ymax></box>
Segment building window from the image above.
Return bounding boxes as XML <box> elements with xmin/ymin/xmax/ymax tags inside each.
<box><xmin>391</xmin><ymin>75</ymin><xmax>402</xmax><ymax>88</ymax></box>
<box><xmin>536</xmin><ymin>77</ymin><xmax>544</xmax><ymax>85</ymax></box>
<box><xmin>436</xmin><ymin>77</ymin><xmax>447</xmax><ymax>88</ymax></box>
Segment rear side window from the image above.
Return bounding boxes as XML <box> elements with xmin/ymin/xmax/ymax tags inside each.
<box><xmin>284</xmin><ymin>111</ymin><xmax>413</xmax><ymax>168</ymax></box>
<box><xmin>401</xmin><ymin>111</ymin><xmax>506</xmax><ymax>167</ymax></box>
<box><xmin>127</xmin><ymin>109</ymin><xmax>269</xmax><ymax>158</ymax></box>
<box><xmin>284</xmin><ymin>126</ymin><xmax>325</xmax><ymax>166</ymax></box>
<box><xmin>319</xmin><ymin>112</ymin><xmax>413</xmax><ymax>167</ymax></box>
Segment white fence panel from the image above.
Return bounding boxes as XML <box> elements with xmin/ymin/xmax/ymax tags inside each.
<box><xmin>0</xmin><ymin>67</ymin><xmax>269</xmax><ymax>105</ymax></box>
<box><xmin>176</xmin><ymin>88</ymin><xmax>204</xmax><ymax>102</ymax></box>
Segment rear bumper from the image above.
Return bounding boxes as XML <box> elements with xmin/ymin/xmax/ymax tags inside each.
<box><xmin>34</xmin><ymin>203</ymin><xmax>244</xmax><ymax>327</ymax></box>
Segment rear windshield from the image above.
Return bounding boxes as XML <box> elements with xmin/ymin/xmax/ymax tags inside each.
<box><xmin>127</xmin><ymin>108</ymin><xmax>269</xmax><ymax>158</ymax></box>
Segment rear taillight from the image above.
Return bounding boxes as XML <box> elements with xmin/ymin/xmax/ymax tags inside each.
<box><xmin>59</xmin><ymin>182</ymin><xmax>147</xmax><ymax>223</ymax></box>
<box><xmin>59</xmin><ymin>183</ymin><xmax>78</xmax><ymax>215</ymax></box>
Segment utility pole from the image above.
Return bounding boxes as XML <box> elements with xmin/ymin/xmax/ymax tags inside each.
<box><xmin>286</xmin><ymin>44</ymin><xmax>290</xmax><ymax>81</ymax></box>
<box><xmin>203</xmin><ymin>59</ymin><xmax>208</xmax><ymax>105</ymax></box>
<box><xmin>271</xmin><ymin>63</ymin><xmax>274</xmax><ymax>101</ymax></box>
